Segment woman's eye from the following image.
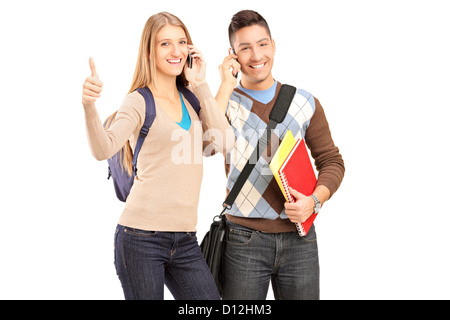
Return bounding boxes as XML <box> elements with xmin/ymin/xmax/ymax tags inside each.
<box><xmin>161</xmin><ymin>42</ymin><xmax>170</xmax><ymax>47</ymax></box>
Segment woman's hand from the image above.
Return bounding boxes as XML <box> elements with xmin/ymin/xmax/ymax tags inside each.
<box><xmin>184</xmin><ymin>45</ymin><xmax>206</xmax><ymax>88</ymax></box>
<box><xmin>82</xmin><ymin>58</ymin><xmax>103</xmax><ymax>107</ymax></box>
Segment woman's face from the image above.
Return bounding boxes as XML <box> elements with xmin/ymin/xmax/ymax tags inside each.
<box><xmin>154</xmin><ymin>25</ymin><xmax>189</xmax><ymax>78</ymax></box>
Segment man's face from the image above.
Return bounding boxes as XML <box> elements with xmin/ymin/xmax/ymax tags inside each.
<box><xmin>232</xmin><ymin>25</ymin><xmax>276</xmax><ymax>87</ymax></box>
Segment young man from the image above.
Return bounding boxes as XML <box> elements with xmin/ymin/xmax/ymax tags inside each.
<box><xmin>215</xmin><ymin>10</ymin><xmax>345</xmax><ymax>300</ymax></box>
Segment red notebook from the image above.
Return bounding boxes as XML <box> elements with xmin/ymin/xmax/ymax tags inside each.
<box><xmin>278</xmin><ymin>138</ymin><xmax>318</xmax><ymax>236</ymax></box>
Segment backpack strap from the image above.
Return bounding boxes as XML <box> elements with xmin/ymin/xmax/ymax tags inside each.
<box><xmin>134</xmin><ymin>87</ymin><xmax>157</xmax><ymax>174</ymax></box>
<box><xmin>177</xmin><ymin>84</ymin><xmax>201</xmax><ymax>115</ymax></box>
<box><xmin>132</xmin><ymin>85</ymin><xmax>201</xmax><ymax>175</ymax></box>
<box><xmin>222</xmin><ymin>84</ymin><xmax>297</xmax><ymax>211</ymax></box>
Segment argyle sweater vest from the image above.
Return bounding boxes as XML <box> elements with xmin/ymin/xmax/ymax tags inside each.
<box><xmin>225</xmin><ymin>83</ymin><xmax>315</xmax><ymax>220</ymax></box>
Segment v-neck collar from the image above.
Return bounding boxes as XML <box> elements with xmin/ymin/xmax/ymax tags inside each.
<box><xmin>154</xmin><ymin>93</ymin><xmax>193</xmax><ymax>132</ymax></box>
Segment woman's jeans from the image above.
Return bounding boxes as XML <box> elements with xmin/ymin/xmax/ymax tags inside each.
<box><xmin>114</xmin><ymin>225</ymin><xmax>220</xmax><ymax>300</ymax></box>
<box><xmin>222</xmin><ymin>221</ymin><xmax>320</xmax><ymax>300</ymax></box>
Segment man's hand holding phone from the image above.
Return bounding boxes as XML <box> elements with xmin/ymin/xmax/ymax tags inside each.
<box><xmin>218</xmin><ymin>49</ymin><xmax>241</xmax><ymax>89</ymax></box>
<box><xmin>215</xmin><ymin>49</ymin><xmax>241</xmax><ymax>112</ymax></box>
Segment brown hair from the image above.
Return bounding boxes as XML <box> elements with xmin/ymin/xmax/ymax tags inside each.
<box><xmin>228</xmin><ymin>10</ymin><xmax>271</xmax><ymax>49</ymax></box>
<box><xmin>105</xmin><ymin>12</ymin><xmax>193</xmax><ymax>175</ymax></box>
<box><xmin>129</xmin><ymin>12</ymin><xmax>193</xmax><ymax>93</ymax></box>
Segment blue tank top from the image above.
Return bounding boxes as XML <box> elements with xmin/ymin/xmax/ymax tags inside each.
<box><xmin>176</xmin><ymin>91</ymin><xmax>191</xmax><ymax>131</ymax></box>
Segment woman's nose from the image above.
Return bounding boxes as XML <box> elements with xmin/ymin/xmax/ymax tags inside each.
<box><xmin>172</xmin><ymin>45</ymin><xmax>183</xmax><ymax>57</ymax></box>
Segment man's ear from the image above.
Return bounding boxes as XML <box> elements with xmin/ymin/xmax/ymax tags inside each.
<box><xmin>272</xmin><ymin>39</ymin><xmax>276</xmax><ymax>55</ymax></box>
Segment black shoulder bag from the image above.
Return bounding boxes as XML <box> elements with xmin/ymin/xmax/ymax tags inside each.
<box><xmin>200</xmin><ymin>84</ymin><xmax>297</xmax><ymax>296</ymax></box>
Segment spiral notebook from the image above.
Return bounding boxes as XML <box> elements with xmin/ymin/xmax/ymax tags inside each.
<box><xmin>269</xmin><ymin>130</ymin><xmax>318</xmax><ymax>236</ymax></box>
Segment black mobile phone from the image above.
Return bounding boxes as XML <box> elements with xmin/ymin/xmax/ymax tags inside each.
<box><xmin>187</xmin><ymin>52</ymin><xmax>193</xmax><ymax>69</ymax></box>
<box><xmin>231</xmin><ymin>49</ymin><xmax>238</xmax><ymax>78</ymax></box>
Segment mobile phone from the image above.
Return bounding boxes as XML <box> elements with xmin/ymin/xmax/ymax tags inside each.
<box><xmin>231</xmin><ymin>49</ymin><xmax>239</xmax><ymax>78</ymax></box>
<box><xmin>187</xmin><ymin>52</ymin><xmax>193</xmax><ymax>69</ymax></box>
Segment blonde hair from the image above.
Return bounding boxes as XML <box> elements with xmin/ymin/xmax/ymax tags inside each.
<box><xmin>105</xmin><ymin>12</ymin><xmax>193</xmax><ymax>176</ymax></box>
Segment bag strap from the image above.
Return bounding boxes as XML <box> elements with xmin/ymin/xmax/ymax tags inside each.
<box><xmin>133</xmin><ymin>85</ymin><xmax>201</xmax><ymax>175</ymax></box>
<box><xmin>222</xmin><ymin>84</ymin><xmax>297</xmax><ymax>212</ymax></box>
<box><xmin>134</xmin><ymin>87</ymin><xmax>157</xmax><ymax>174</ymax></box>
<box><xmin>177</xmin><ymin>84</ymin><xmax>201</xmax><ymax>115</ymax></box>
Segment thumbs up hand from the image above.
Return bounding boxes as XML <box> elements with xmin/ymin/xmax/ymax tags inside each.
<box><xmin>284</xmin><ymin>187</ymin><xmax>315</xmax><ymax>224</ymax></box>
<box><xmin>89</xmin><ymin>57</ymin><xmax>99</xmax><ymax>79</ymax></box>
<box><xmin>82</xmin><ymin>57</ymin><xmax>103</xmax><ymax>107</ymax></box>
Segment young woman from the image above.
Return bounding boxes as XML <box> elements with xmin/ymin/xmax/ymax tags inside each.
<box><xmin>81</xmin><ymin>12</ymin><xmax>233</xmax><ymax>300</ymax></box>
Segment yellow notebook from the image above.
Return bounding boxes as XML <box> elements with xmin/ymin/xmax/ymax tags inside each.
<box><xmin>269</xmin><ymin>130</ymin><xmax>297</xmax><ymax>202</ymax></box>
<box><xmin>269</xmin><ymin>130</ymin><xmax>318</xmax><ymax>237</ymax></box>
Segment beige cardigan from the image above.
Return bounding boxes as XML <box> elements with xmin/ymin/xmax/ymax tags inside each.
<box><xmin>84</xmin><ymin>83</ymin><xmax>234</xmax><ymax>232</ymax></box>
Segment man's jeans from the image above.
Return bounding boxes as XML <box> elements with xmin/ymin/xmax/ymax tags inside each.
<box><xmin>114</xmin><ymin>224</ymin><xmax>220</xmax><ymax>300</ymax></box>
<box><xmin>222</xmin><ymin>220</ymin><xmax>320</xmax><ymax>300</ymax></box>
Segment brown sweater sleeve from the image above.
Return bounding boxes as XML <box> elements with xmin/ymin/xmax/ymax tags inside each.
<box><xmin>304</xmin><ymin>98</ymin><xmax>345</xmax><ymax>197</ymax></box>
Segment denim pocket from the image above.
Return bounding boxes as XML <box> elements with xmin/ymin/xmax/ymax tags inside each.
<box><xmin>124</xmin><ymin>227</ymin><xmax>158</xmax><ymax>237</ymax></box>
<box><xmin>302</xmin><ymin>225</ymin><xmax>317</xmax><ymax>243</ymax></box>
<box><xmin>227</xmin><ymin>228</ymin><xmax>255</xmax><ymax>246</ymax></box>
<box><xmin>187</xmin><ymin>232</ymin><xmax>197</xmax><ymax>240</ymax></box>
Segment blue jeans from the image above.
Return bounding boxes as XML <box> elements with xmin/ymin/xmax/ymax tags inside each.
<box><xmin>114</xmin><ymin>225</ymin><xmax>220</xmax><ymax>300</ymax></box>
<box><xmin>222</xmin><ymin>221</ymin><xmax>320</xmax><ymax>300</ymax></box>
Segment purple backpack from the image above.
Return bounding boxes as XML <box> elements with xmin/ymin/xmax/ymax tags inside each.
<box><xmin>104</xmin><ymin>85</ymin><xmax>201</xmax><ymax>202</ymax></box>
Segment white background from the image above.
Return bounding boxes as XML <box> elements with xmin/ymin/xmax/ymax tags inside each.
<box><xmin>0</xmin><ymin>0</ymin><xmax>449</xmax><ymax>300</ymax></box>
